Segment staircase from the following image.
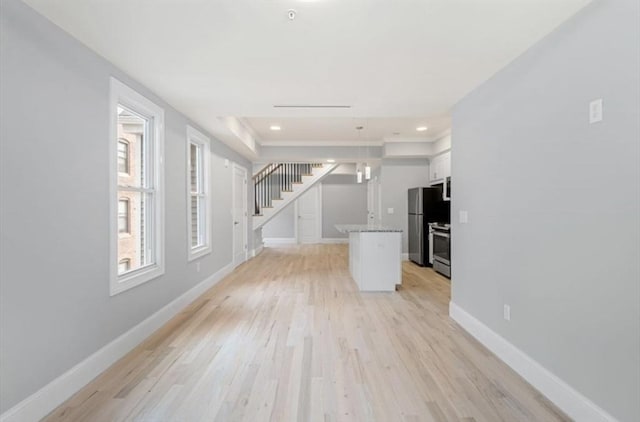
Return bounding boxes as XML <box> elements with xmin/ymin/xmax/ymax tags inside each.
<box><xmin>253</xmin><ymin>162</ymin><xmax>338</xmax><ymax>230</ymax></box>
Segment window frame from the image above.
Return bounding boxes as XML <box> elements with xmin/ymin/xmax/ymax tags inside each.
<box><xmin>109</xmin><ymin>77</ymin><xmax>165</xmax><ymax>296</ymax></box>
<box><xmin>186</xmin><ymin>125</ymin><xmax>212</xmax><ymax>261</ymax></box>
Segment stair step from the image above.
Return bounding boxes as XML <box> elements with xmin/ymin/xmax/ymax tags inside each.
<box><xmin>253</xmin><ymin>162</ymin><xmax>337</xmax><ymax>230</ymax></box>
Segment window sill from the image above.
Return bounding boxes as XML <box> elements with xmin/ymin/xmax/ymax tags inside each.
<box><xmin>188</xmin><ymin>245</ymin><xmax>212</xmax><ymax>262</ymax></box>
<box><xmin>110</xmin><ymin>263</ymin><xmax>164</xmax><ymax>296</ymax></box>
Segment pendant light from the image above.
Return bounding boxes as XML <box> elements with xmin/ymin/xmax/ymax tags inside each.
<box><xmin>356</xmin><ymin>125</ymin><xmax>364</xmax><ymax>184</ymax></box>
<box><xmin>361</xmin><ymin>123</ymin><xmax>371</xmax><ymax>180</ymax></box>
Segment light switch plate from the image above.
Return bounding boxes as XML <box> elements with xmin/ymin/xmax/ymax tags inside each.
<box><xmin>459</xmin><ymin>210</ymin><xmax>468</xmax><ymax>224</ymax></box>
<box><xmin>589</xmin><ymin>98</ymin><xmax>603</xmax><ymax>123</ymax></box>
<box><xmin>387</xmin><ymin>208</ymin><xmax>394</xmax><ymax>214</ymax></box>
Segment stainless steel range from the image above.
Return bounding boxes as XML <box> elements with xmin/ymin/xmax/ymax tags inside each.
<box><xmin>431</xmin><ymin>223</ymin><xmax>451</xmax><ymax>278</ymax></box>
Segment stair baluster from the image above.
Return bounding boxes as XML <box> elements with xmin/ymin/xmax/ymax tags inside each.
<box><xmin>252</xmin><ymin>162</ymin><xmax>325</xmax><ymax>216</ymax></box>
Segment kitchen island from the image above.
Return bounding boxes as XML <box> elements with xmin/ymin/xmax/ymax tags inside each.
<box><xmin>335</xmin><ymin>224</ymin><xmax>403</xmax><ymax>292</ymax></box>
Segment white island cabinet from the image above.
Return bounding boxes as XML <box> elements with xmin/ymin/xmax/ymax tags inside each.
<box><xmin>335</xmin><ymin>225</ymin><xmax>403</xmax><ymax>291</ymax></box>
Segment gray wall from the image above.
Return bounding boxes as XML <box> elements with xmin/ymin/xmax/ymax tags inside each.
<box><xmin>261</xmin><ymin>173</ymin><xmax>368</xmax><ymax>240</ymax></box>
<box><xmin>0</xmin><ymin>0</ymin><xmax>252</xmax><ymax>413</ymax></box>
<box><xmin>262</xmin><ymin>202</ymin><xmax>295</xmax><ymax>239</ymax></box>
<box><xmin>322</xmin><ymin>174</ymin><xmax>368</xmax><ymax>238</ymax></box>
<box><xmin>379</xmin><ymin>159</ymin><xmax>430</xmax><ymax>253</ymax></box>
<box><xmin>451</xmin><ymin>1</ymin><xmax>640</xmax><ymax>421</ymax></box>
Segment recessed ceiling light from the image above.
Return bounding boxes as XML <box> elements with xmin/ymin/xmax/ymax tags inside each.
<box><xmin>327</xmin><ymin>159</ymin><xmax>335</xmax><ymax>163</ymax></box>
<box><xmin>416</xmin><ymin>126</ymin><xmax>428</xmax><ymax>132</ymax></box>
<box><xmin>270</xmin><ymin>125</ymin><xmax>281</xmax><ymax>131</ymax></box>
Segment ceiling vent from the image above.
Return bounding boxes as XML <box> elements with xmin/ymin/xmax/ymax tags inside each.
<box><xmin>273</xmin><ymin>105</ymin><xmax>352</xmax><ymax>109</ymax></box>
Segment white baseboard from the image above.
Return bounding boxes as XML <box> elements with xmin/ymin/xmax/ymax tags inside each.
<box><xmin>449</xmin><ymin>302</ymin><xmax>617</xmax><ymax>422</ymax></box>
<box><xmin>320</xmin><ymin>238</ymin><xmax>349</xmax><ymax>244</ymax></box>
<box><xmin>401</xmin><ymin>253</ymin><xmax>409</xmax><ymax>261</ymax></box>
<box><xmin>263</xmin><ymin>237</ymin><xmax>297</xmax><ymax>246</ymax></box>
<box><xmin>0</xmin><ymin>262</ymin><xmax>235</xmax><ymax>422</ymax></box>
<box><xmin>251</xmin><ymin>244</ymin><xmax>264</xmax><ymax>257</ymax></box>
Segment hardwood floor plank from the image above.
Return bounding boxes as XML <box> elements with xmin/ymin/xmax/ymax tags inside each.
<box><xmin>42</xmin><ymin>244</ymin><xmax>569</xmax><ymax>422</ymax></box>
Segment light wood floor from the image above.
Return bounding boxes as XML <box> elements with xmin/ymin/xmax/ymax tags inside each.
<box><xmin>44</xmin><ymin>245</ymin><xmax>568</xmax><ymax>422</ymax></box>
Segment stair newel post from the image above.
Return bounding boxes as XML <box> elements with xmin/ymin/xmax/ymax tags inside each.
<box><xmin>269</xmin><ymin>172</ymin><xmax>272</xmax><ymax>207</ymax></box>
<box><xmin>268</xmin><ymin>170</ymin><xmax>271</xmax><ymax>207</ymax></box>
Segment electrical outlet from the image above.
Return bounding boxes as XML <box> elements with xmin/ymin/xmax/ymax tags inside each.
<box><xmin>503</xmin><ymin>304</ymin><xmax>511</xmax><ymax>321</ymax></box>
<box><xmin>589</xmin><ymin>98</ymin><xmax>603</xmax><ymax>123</ymax></box>
<box><xmin>196</xmin><ymin>262</ymin><xmax>201</xmax><ymax>272</ymax></box>
<box><xmin>459</xmin><ymin>210</ymin><xmax>468</xmax><ymax>224</ymax></box>
<box><xmin>387</xmin><ymin>208</ymin><xmax>394</xmax><ymax>214</ymax></box>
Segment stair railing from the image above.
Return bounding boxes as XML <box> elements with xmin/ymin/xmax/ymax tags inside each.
<box><xmin>253</xmin><ymin>163</ymin><xmax>324</xmax><ymax>216</ymax></box>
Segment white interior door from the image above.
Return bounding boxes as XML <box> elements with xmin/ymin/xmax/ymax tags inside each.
<box><xmin>367</xmin><ymin>177</ymin><xmax>381</xmax><ymax>225</ymax></box>
<box><xmin>232</xmin><ymin>164</ymin><xmax>247</xmax><ymax>266</ymax></box>
<box><xmin>297</xmin><ymin>184</ymin><xmax>321</xmax><ymax>244</ymax></box>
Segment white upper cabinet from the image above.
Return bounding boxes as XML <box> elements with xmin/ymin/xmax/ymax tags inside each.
<box><xmin>429</xmin><ymin>151</ymin><xmax>451</xmax><ymax>183</ymax></box>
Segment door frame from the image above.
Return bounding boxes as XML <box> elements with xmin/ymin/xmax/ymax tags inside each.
<box><xmin>295</xmin><ymin>183</ymin><xmax>322</xmax><ymax>244</ymax></box>
<box><xmin>231</xmin><ymin>163</ymin><xmax>248</xmax><ymax>267</ymax></box>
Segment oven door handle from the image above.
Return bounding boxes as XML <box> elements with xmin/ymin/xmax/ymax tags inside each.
<box><xmin>433</xmin><ymin>232</ymin><xmax>450</xmax><ymax>239</ymax></box>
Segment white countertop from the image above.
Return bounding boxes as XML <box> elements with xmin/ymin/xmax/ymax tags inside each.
<box><xmin>335</xmin><ymin>224</ymin><xmax>403</xmax><ymax>233</ymax></box>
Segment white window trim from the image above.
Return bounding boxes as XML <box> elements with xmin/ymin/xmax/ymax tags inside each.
<box><xmin>109</xmin><ymin>77</ymin><xmax>165</xmax><ymax>296</ymax></box>
<box><xmin>186</xmin><ymin>125</ymin><xmax>212</xmax><ymax>261</ymax></box>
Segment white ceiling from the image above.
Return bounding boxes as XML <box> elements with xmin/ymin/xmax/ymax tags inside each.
<box><xmin>22</xmin><ymin>0</ymin><xmax>591</xmax><ymax>154</ymax></box>
<box><xmin>245</xmin><ymin>116</ymin><xmax>451</xmax><ymax>145</ymax></box>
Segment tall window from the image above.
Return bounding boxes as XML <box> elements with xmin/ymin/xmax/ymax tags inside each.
<box><xmin>187</xmin><ymin>126</ymin><xmax>211</xmax><ymax>260</ymax></box>
<box><xmin>117</xmin><ymin>139</ymin><xmax>129</xmax><ymax>173</ymax></box>
<box><xmin>118</xmin><ymin>198</ymin><xmax>129</xmax><ymax>234</ymax></box>
<box><xmin>110</xmin><ymin>77</ymin><xmax>164</xmax><ymax>296</ymax></box>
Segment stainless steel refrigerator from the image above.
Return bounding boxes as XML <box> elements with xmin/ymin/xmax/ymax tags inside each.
<box><xmin>408</xmin><ymin>187</ymin><xmax>449</xmax><ymax>266</ymax></box>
